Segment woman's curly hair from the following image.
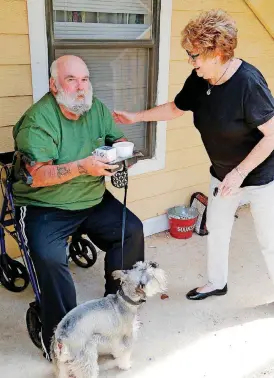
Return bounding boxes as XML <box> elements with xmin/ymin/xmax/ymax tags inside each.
<box><xmin>181</xmin><ymin>9</ymin><xmax>238</xmax><ymax>62</ymax></box>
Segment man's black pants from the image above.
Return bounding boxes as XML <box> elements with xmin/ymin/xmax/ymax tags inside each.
<box><xmin>15</xmin><ymin>190</ymin><xmax>144</xmax><ymax>355</ymax></box>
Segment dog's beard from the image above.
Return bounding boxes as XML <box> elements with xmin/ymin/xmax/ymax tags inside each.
<box><xmin>55</xmin><ymin>82</ymin><xmax>93</xmax><ymax>116</ymax></box>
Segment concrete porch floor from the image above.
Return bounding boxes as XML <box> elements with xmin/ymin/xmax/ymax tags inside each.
<box><xmin>1</xmin><ymin>207</ymin><xmax>274</xmax><ymax>378</ymax></box>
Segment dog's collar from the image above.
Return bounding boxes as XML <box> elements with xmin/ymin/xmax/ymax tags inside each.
<box><xmin>118</xmin><ymin>288</ymin><xmax>146</xmax><ymax>306</ymax></box>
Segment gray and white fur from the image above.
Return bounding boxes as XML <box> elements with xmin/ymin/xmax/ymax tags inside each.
<box><xmin>51</xmin><ymin>261</ymin><xmax>167</xmax><ymax>378</ymax></box>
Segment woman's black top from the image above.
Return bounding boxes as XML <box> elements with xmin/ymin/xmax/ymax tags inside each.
<box><xmin>174</xmin><ymin>60</ymin><xmax>274</xmax><ymax>186</ymax></box>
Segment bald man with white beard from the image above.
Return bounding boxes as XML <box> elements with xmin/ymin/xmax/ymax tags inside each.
<box><xmin>12</xmin><ymin>55</ymin><xmax>144</xmax><ymax>360</ymax></box>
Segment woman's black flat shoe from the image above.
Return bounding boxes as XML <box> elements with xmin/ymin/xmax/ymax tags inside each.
<box><xmin>186</xmin><ymin>284</ymin><xmax>227</xmax><ymax>300</ymax></box>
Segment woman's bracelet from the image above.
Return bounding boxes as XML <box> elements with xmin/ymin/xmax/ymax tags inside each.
<box><xmin>235</xmin><ymin>166</ymin><xmax>247</xmax><ymax>179</ymax></box>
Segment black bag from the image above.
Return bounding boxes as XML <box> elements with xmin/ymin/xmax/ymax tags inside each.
<box><xmin>190</xmin><ymin>192</ymin><xmax>209</xmax><ymax>236</ymax></box>
<box><xmin>111</xmin><ymin>162</ymin><xmax>128</xmax><ymax>189</ymax></box>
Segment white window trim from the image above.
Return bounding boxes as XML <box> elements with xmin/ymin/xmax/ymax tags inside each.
<box><xmin>27</xmin><ymin>0</ymin><xmax>172</xmax><ymax>176</ymax></box>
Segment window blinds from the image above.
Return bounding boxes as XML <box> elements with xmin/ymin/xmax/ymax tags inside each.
<box><xmin>55</xmin><ymin>48</ymin><xmax>149</xmax><ymax>151</ymax></box>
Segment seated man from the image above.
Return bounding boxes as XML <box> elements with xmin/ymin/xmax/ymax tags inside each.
<box><xmin>12</xmin><ymin>55</ymin><xmax>144</xmax><ymax>359</ymax></box>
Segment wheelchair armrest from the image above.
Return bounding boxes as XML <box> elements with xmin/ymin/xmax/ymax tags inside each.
<box><xmin>14</xmin><ymin>152</ymin><xmax>35</xmax><ymax>185</ymax></box>
<box><xmin>20</xmin><ymin>154</ymin><xmax>36</xmax><ymax>167</ymax></box>
<box><xmin>20</xmin><ymin>167</ymin><xmax>33</xmax><ymax>185</ymax></box>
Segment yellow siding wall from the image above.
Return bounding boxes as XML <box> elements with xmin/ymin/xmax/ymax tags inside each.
<box><xmin>0</xmin><ymin>0</ymin><xmax>33</xmax><ymax>152</ymax></box>
<box><xmin>109</xmin><ymin>0</ymin><xmax>274</xmax><ymax>221</ymax></box>
<box><xmin>0</xmin><ymin>0</ymin><xmax>32</xmax><ymax>257</ymax></box>
<box><xmin>245</xmin><ymin>0</ymin><xmax>274</xmax><ymax>38</ymax></box>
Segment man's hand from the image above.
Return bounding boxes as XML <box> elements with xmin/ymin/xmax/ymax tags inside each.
<box><xmin>218</xmin><ymin>169</ymin><xmax>244</xmax><ymax>197</ymax></box>
<box><xmin>81</xmin><ymin>156</ymin><xmax>119</xmax><ymax>177</ymax></box>
<box><xmin>112</xmin><ymin>110</ymin><xmax>139</xmax><ymax>125</ymax></box>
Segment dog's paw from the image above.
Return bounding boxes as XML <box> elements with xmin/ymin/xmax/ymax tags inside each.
<box><xmin>118</xmin><ymin>361</ymin><xmax>132</xmax><ymax>371</ymax></box>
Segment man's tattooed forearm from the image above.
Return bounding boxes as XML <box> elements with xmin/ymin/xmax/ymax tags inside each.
<box><xmin>77</xmin><ymin>161</ymin><xmax>88</xmax><ymax>175</ymax></box>
<box><xmin>57</xmin><ymin>166</ymin><xmax>71</xmax><ymax>178</ymax></box>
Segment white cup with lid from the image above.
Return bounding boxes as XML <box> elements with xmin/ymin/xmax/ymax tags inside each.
<box><xmin>112</xmin><ymin>141</ymin><xmax>134</xmax><ymax>158</ymax></box>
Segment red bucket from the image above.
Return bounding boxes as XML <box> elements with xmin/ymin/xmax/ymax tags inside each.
<box><xmin>167</xmin><ymin>206</ymin><xmax>198</xmax><ymax>239</ymax></box>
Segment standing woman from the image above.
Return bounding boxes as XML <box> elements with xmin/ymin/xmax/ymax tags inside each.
<box><xmin>113</xmin><ymin>10</ymin><xmax>274</xmax><ymax>300</ymax></box>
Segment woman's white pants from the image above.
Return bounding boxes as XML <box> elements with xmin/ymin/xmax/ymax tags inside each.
<box><xmin>206</xmin><ymin>176</ymin><xmax>274</xmax><ymax>289</ymax></box>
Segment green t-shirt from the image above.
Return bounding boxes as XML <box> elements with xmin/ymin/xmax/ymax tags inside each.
<box><xmin>12</xmin><ymin>93</ymin><xmax>124</xmax><ymax>210</ymax></box>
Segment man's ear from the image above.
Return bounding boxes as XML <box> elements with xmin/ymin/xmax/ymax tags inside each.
<box><xmin>112</xmin><ymin>270</ymin><xmax>127</xmax><ymax>281</ymax></box>
<box><xmin>49</xmin><ymin>77</ymin><xmax>58</xmax><ymax>94</ymax></box>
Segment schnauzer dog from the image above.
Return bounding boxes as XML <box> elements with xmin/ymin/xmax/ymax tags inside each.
<box><xmin>51</xmin><ymin>261</ymin><xmax>167</xmax><ymax>378</ymax></box>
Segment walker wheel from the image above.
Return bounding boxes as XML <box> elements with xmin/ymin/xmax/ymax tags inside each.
<box><xmin>69</xmin><ymin>237</ymin><xmax>97</xmax><ymax>268</ymax></box>
<box><xmin>26</xmin><ymin>302</ymin><xmax>42</xmax><ymax>349</ymax></box>
<box><xmin>0</xmin><ymin>254</ymin><xmax>29</xmax><ymax>292</ymax></box>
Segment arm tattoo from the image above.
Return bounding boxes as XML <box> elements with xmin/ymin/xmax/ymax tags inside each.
<box><xmin>57</xmin><ymin>166</ymin><xmax>71</xmax><ymax>178</ymax></box>
<box><xmin>77</xmin><ymin>161</ymin><xmax>88</xmax><ymax>175</ymax></box>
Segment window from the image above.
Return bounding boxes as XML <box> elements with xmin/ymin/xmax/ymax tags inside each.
<box><xmin>53</xmin><ymin>11</ymin><xmax>145</xmax><ymax>25</ymax></box>
<box><xmin>46</xmin><ymin>0</ymin><xmax>161</xmax><ymax>156</ymax></box>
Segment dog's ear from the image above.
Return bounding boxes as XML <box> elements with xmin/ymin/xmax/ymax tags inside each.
<box><xmin>149</xmin><ymin>261</ymin><xmax>159</xmax><ymax>269</ymax></box>
<box><xmin>112</xmin><ymin>270</ymin><xmax>127</xmax><ymax>281</ymax></box>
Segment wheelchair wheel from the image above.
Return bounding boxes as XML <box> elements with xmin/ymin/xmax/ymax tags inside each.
<box><xmin>26</xmin><ymin>302</ymin><xmax>42</xmax><ymax>349</ymax></box>
<box><xmin>0</xmin><ymin>254</ymin><xmax>29</xmax><ymax>292</ymax></box>
<box><xmin>69</xmin><ymin>237</ymin><xmax>97</xmax><ymax>268</ymax></box>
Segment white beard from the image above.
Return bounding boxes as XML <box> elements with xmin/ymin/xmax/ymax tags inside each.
<box><xmin>55</xmin><ymin>82</ymin><xmax>93</xmax><ymax>116</ymax></box>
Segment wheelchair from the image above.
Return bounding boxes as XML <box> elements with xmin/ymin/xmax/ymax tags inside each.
<box><xmin>0</xmin><ymin>151</ymin><xmax>98</xmax><ymax>349</ymax></box>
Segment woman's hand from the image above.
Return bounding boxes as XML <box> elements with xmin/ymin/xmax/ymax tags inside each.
<box><xmin>112</xmin><ymin>110</ymin><xmax>140</xmax><ymax>125</ymax></box>
<box><xmin>112</xmin><ymin>102</ymin><xmax>184</xmax><ymax>124</ymax></box>
<box><xmin>218</xmin><ymin>168</ymin><xmax>245</xmax><ymax>196</ymax></box>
